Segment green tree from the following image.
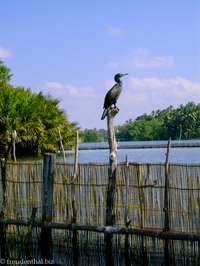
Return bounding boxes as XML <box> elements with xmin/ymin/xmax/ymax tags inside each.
<box><xmin>0</xmin><ymin>60</ymin><xmax>12</xmax><ymax>84</ymax></box>
<box><xmin>163</xmin><ymin>103</ymin><xmax>199</xmax><ymax>140</ymax></box>
<box><xmin>114</xmin><ymin>103</ymin><xmax>199</xmax><ymax>141</ymax></box>
<box><xmin>0</xmin><ymin>72</ymin><xmax>78</xmax><ymax>156</ymax></box>
<box><xmin>82</xmin><ymin>129</ymin><xmax>100</xmax><ymax>142</ymax></box>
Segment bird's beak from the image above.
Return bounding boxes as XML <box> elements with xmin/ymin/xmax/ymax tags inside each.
<box><xmin>122</xmin><ymin>73</ymin><xmax>128</xmax><ymax>76</ymax></box>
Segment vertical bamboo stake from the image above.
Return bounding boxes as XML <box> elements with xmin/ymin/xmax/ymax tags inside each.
<box><xmin>58</xmin><ymin>127</ymin><xmax>66</xmax><ymax>162</ymax></box>
<box><xmin>72</xmin><ymin>131</ymin><xmax>79</xmax><ymax>183</ymax></box>
<box><xmin>137</xmin><ymin>163</ymin><xmax>147</xmax><ymax>264</ymax></box>
<box><xmin>71</xmin><ymin>131</ymin><xmax>79</xmax><ymax>264</ymax></box>
<box><xmin>24</xmin><ymin>207</ymin><xmax>37</xmax><ymax>246</ymax></box>
<box><xmin>164</xmin><ymin>138</ymin><xmax>171</xmax><ymax>231</ymax></box>
<box><xmin>11</xmin><ymin>130</ymin><xmax>17</xmax><ymax>162</ymax></box>
<box><xmin>0</xmin><ymin>159</ymin><xmax>6</xmax><ymax>207</ymax></box>
<box><xmin>124</xmin><ymin>155</ymin><xmax>131</xmax><ymax>262</ymax></box>
<box><xmin>164</xmin><ymin>138</ymin><xmax>171</xmax><ymax>265</ymax></box>
<box><xmin>0</xmin><ymin>137</ymin><xmax>11</xmax><ymax>253</ymax></box>
<box><xmin>41</xmin><ymin>153</ymin><xmax>55</xmax><ymax>259</ymax></box>
<box><xmin>0</xmin><ymin>158</ymin><xmax>6</xmax><ymax>259</ymax></box>
<box><xmin>137</xmin><ymin>164</ymin><xmax>144</xmax><ymax>230</ymax></box>
<box><xmin>125</xmin><ymin>155</ymin><xmax>131</xmax><ymax>226</ymax></box>
<box><xmin>71</xmin><ymin>131</ymin><xmax>79</xmax><ymax>220</ymax></box>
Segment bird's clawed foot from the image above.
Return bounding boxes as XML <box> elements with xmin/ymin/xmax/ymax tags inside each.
<box><xmin>108</xmin><ymin>106</ymin><xmax>119</xmax><ymax>112</ymax></box>
<box><xmin>107</xmin><ymin>106</ymin><xmax>119</xmax><ymax>117</ymax></box>
<box><xmin>113</xmin><ymin>105</ymin><xmax>119</xmax><ymax>112</ymax></box>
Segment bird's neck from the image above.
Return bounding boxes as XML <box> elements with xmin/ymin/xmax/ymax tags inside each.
<box><xmin>115</xmin><ymin>77</ymin><xmax>122</xmax><ymax>84</ymax></box>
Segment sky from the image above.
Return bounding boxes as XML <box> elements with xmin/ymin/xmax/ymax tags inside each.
<box><xmin>0</xmin><ymin>0</ymin><xmax>200</xmax><ymax>129</ymax></box>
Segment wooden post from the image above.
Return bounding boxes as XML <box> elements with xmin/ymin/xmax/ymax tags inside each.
<box><xmin>58</xmin><ymin>127</ymin><xmax>66</xmax><ymax>162</ymax></box>
<box><xmin>164</xmin><ymin>138</ymin><xmax>171</xmax><ymax>231</ymax></box>
<box><xmin>0</xmin><ymin>131</ymin><xmax>17</xmax><ymax>257</ymax></box>
<box><xmin>72</xmin><ymin>131</ymin><xmax>79</xmax><ymax>184</ymax></box>
<box><xmin>0</xmin><ymin>159</ymin><xmax>7</xmax><ymax>259</ymax></box>
<box><xmin>125</xmin><ymin>155</ymin><xmax>130</xmax><ymax>226</ymax></box>
<box><xmin>40</xmin><ymin>153</ymin><xmax>55</xmax><ymax>259</ymax></box>
<box><xmin>164</xmin><ymin>138</ymin><xmax>171</xmax><ymax>265</ymax></box>
<box><xmin>105</xmin><ymin>108</ymin><xmax>118</xmax><ymax>226</ymax></box>
<box><xmin>71</xmin><ymin>131</ymin><xmax>79</xmax><ymax>264</ymax></box>
<box><xmin>24</xmin><ymin>207</ymin><xmax>37</xmax><ymax>246</ymax></box>
<box><xmin>124</xmin><ymin>155</ymin><xmax>131</xmax><ymax>262</ymax></box>
<box><xmin>137</xmin><ymin>163</ymin><xmax>147</xmax><ymax>264</ymax></box>
<box><xmin>105</xmin><ymin>107</ymin><xmax>119</xmax><ymax>266</ymax></box>
<box><xmin>11</xmin><ymin>130</ymin><xmax>17</xmax><ymax>162</ymax></box>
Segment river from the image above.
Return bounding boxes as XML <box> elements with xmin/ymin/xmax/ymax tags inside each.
<box><xmin>63</xmin><ymin>140</ymin><xmax>200</xmax><ymax>164</ymax></box>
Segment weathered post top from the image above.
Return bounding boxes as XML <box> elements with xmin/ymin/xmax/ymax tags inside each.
<box><xmin>107</xmin><ymin>108</ymin><xmax>118</xmax><ymax>167</ymax></box>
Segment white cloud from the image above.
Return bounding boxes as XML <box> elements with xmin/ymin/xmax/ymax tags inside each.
<box><xmin>124</xmin><ymin>55</ymin><xmax>174</xmax><ymax>68</ymax></box>
<box><xmin>123</xmin><ymin>76</ymin><xmax>200</xmax><ymax>108</ymax></box>
<box><xmin>107</xmin><ymin>26</ymin><xmax>125</xmax><ymax>37</ymax></box>
<box><xmin>37</xmin><ymin>76</ymin><xmax>200</xmax><ymax>129</ymax></box>
<box><xmin>66</xmin><ymin>85</ymin><xmax>97</xmax><ymax>98</ymax></box>
<box><xmin>36</xmin><ymin>82</ymin><xmax>101</xmax><ymax>128</ymax></box>
<box><xmin>46</xmin><ymin>81</ymin><xmax>64</xmax><ymax>89</ymax></box>
<box><xmin>116</xmin><ymin>76</ymin><xmax>200</xmax><ymax>123</ymax></box>
<box><xmin>129</xmin><ymin>77</ymin><xmax>200</xmax><ymax>92</ymax></box>
<box><xmin>42</xmin><ymin>82</ymin><xmax>97</xmax><ymax>98</ymax></box>
<box><xmin>109</xmin><ymin>48</ymin><xmax>174</xmax><ymax>69</ymax></box>
<box><xmin>0</xmin><ymin>46</ymin><xmax>12</xmax><ymax>58</ymax></box>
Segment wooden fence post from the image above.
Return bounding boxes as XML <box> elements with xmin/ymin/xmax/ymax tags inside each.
<box><xmin>164</xmin><ymin>138</ymin><xmax>171</xmax><ymax>264</ymax></box>
<box><xmin>105</xmin><ymin>108</ymin><xmax>118</xmax><ymax>226</ymax></box>
<box><xmin>105</xmin><ymin>107</ymin><xmax>118</xmax><ymax>266</ymax></box>
<box><xmin>164</xmin><ymin>138</ymin><xmax>171</xmax><ymax>231</ymax></box>
<box><xmin>137</xmin><ymin>163</ymin><xmax>147</xmax><ymax>264</ymax></box>
<box><xmin>40</xmin><ymin>153</ymin><xmax>55</xmax><ymax>259</ymax></box>
<box><xmin>0</xmin><ymin>159</ymin><xmax>7</xmax><ymax>259</ymax></box>
<box><xmin>124</xmin><ymin>155</ymin><xmax>130</xmax><ymax>226</ymax></box>
<box><xmin>124</xmin><ymin>155</ymin><xmax>131</xmax><ymax>263</ymax></box>
<box><xmin>58</xmin><ymin>127</ymin><xmax>66</xmax><ymax>162</ymax></box>
<box><xmin>71</xmin><ymin>131</ymin><xmax>79</xmax><ymax>265</ymax></box>
<box><xmin>11</xmin><ymin>130</ymin><xmax>17</xmax><ymax>162</ymax></box>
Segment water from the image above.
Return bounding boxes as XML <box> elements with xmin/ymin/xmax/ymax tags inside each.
<box><xmin>64</xmin><ymin>147</ymin><xmax>200</xmax><ymax>164</ymax></box>
<box><xmin>17</xmin><ymin>140</ymin><xmax>199</xmax><ymax>164</ymax></box>
<box><xmin>78</xmin><ymin>139</ymin><xmax>200</xmax><ymax>150</ymax></box>
<box><xmin>4</xmin><ymin>234</ymin><xmax>199</xmax><ymax>266</ymax></box>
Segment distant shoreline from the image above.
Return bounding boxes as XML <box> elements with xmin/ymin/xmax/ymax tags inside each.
<box><xmin>77</xmin><ymin>140</ymin><xmax>200</xmax><ymax>150</ymax></box>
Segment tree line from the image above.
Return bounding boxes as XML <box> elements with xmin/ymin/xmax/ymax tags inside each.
<box><xmin>1</xmin><ymin>60</ymin><xmax>199</xmax><ymax>156</ymax></box>
<box><xmin>82</xmin><ymin>102</ymin><xmax>200</xmax><ymax>142</ymax></box>
<box><xmin>0</xmin><ymin>60</ymin><xmax>78</xmax><ymax>157</ymax></box>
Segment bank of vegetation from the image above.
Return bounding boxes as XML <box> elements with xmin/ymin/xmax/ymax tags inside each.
<box><xmin>0</xmin><ymin>60</ymin><xmax>78</xmax><ymax>156</ymax></box>
<box><xmin>1</xmin><ymin>60</ymin><xmax>199</xmax><ymax>155</ymax></box>
<box><xmin>82</xmin><ymin>102</ymin><xmax>200</xmax><ymax>142</ymax></box>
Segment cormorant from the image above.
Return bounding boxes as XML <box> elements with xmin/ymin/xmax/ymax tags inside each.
<box><xmin>101</xmin><ymin>73</ymin><xmax>128</xmax><ymax>120</ymax></box>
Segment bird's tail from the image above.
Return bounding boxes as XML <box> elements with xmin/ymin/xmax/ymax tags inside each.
<box><xmin>101</xmin><ymin>108</ymin><xmax>108</xmax><ymax>120</ymax></box>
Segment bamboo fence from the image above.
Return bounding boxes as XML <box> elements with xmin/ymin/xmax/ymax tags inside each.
<box><xmin>0</xmin><ymin>161</ymin><xmax>199</xmax><ymax>232</ymax></box>
<box><xmin>0</xmin><ymin>159</ymin><xmax>200</xmax><ymax>262</ymax></box>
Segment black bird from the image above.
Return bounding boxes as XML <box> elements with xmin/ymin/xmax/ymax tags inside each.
<box><xmin>101</xmin><ymin>73</ymin><xmax>128</xmax><ymax>120</ymax></box>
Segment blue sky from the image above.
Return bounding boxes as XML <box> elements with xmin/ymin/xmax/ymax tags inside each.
<box><xmin>1</xmin><ymin>0</ymin><xmax>200</xmax><ymax>129</ymax></box>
